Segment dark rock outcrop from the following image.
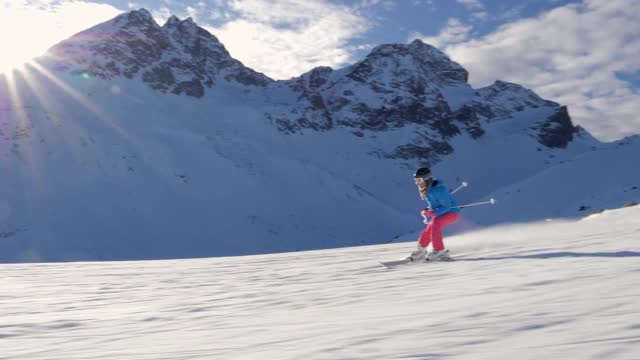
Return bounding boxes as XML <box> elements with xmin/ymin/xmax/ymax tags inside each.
<box><xmin>536</xmin><ymin>106</ymin><xmax>577</xmax><ymax>148</ymax></box>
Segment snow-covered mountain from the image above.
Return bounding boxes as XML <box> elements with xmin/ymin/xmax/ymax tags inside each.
<box><xmin>45</xmin><ymin>9</ymin><xmax>271</xmax><ymax>95</ymax></box>
<box><xmin>3</xmin><ymin>205</ymin><xmax>640</xmax><ymax>358</ymax></box>
<box><xmin>0</xmin><ymin>9</ymin><xmax>637</xmax><ymax>263</ymax></box>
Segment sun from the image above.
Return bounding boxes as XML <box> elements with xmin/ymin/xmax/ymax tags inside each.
<box><xmin>0</xmin><ymin>50</ymin><xmax>31</xmax><ymax>75</ymax></box>
<box><xmin>0</xmin><ymin>27</ymin><xmax>37</xmax><ymax>74</ymax></box>
<box><xmin>0</xmin><ymin>2</ymin><xmax>122</xmax><ymax>75</ymax></box>
<box><xmin>0</xmin><ymin>9</ymin><xmax>49</xmax><ymax>75</ymax></box>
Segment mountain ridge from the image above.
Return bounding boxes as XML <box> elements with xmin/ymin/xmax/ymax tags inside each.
<box><xmin>41</xmin><ymin>8</ymin><xmax>579</xmax><ymax>157</ymax></box>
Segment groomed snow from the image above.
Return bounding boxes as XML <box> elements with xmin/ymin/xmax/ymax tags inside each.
<box><xmin>3</xmin><ymin>205</ymin><xmax>639</xmax><ymax>359</ymax></box>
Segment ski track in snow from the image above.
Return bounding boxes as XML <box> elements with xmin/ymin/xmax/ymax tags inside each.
<box><xmin>2</xmin><ymin>206</ymin><xmax>640</xmax><ymax>359</ymax></box>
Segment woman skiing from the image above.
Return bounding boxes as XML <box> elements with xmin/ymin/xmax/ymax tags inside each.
<box><xmin>407</xmin><ymin>167</ymin><xmax>461</xmax><ymax>261</ymax></box>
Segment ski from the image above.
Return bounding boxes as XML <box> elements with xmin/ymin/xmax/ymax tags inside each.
<box><xmin>380</xmin><ymin>250</ymin><xmax>457</xmax><ymax>268</ymax></box>
<box><xmin>379</xmin><ymin>258</ymin><xmax>413</xmax><ymax>267</ymax></box>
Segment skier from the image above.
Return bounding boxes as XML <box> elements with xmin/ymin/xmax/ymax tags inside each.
<box><xmin>407</xmin><ymin>167</ymin><xmax>461</xmax><ymax>261</ymax></box>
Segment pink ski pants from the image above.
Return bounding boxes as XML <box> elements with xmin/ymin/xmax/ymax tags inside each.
<box><xmin>418</xmin><ymin>212</ymin><xmax>461</xmax><ymax>250</ymax></box>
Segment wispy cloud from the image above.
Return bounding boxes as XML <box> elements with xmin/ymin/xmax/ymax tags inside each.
<box><xmin>457</xmin><ymin>0</ymin><xmax>488</xmax><ymax>21</ymax></box>
<box><xmin>355</xmin><ymin>0</ymin><xmax>395</xmax><ymax>11</ymax></box>
<box><xmin>413</xmin><ymin>0</ymin><xmax>435</xmax><ymax>6</ymax></box>
<box><xmin>410</xmin><ymin>18</ymin><xmax>472</xmax><ymax>49</ymax></box>
<box><xmin>150</xmin><ymin>6</ymin><xmax>172</xmax><ymax>24</ymax></box>
<box><xmin>418</xmin><ymin>0</ymin><xmax>640</xmax><ymax>141</ymax></box>
<box><xmin>205</xmin><ymin>0</ymin><xmax>372</xmax><ymax>80</ymax></box>
<box><xmin>457</xmin><ymin>0</ymin><xmax>483</xmax><ymax>11</ymax></box>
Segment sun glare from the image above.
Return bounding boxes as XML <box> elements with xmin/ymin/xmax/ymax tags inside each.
<box><xmin>0</xmin><ymin>9</ymin><xmax>52</xmax><ymax>74</ymax></box>
<box><xmin>0</xmin><ymin>56</ymin><xmax>28</xmax><ymax>75</ymax></box>
<box><xmin>0</xmin><ymin>3</ymin><xmax>121</xmax><ymax>74</ymax></box>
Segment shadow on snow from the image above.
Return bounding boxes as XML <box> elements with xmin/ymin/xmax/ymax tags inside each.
<box><xmin>458</xmin><ymin>251</ymin><xmax>640</xmax><ymax>261</ymax></box>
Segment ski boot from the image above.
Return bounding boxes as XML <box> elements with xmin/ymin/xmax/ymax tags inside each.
<box><xmin>406</xmin><ymin>245</ymin><xmax>427</xmax><ymax>262</ymax></box>
<box><xmin>427</xmin><ymin>249</ymin><xmax>452</xmax><ymax>261</ymax></box>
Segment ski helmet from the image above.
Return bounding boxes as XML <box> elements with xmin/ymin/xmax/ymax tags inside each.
<box><xmin>413</xmin><ymin>167</ymin><xmax>432</xmax><ymax>180</ymax></box>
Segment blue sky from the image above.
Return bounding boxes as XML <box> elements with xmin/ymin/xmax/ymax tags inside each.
<box><xmin>1</xmin><ymin>0</ymin><xmax>639</xmax><ymax>141</ymax></box>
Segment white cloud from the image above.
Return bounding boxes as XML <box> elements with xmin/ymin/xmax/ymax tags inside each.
<box><xmin>187</xmin><ymin>1</ymin><xmax>210</xmax><ymax>22</ymax></box>
<box><xmin>456</xmin><ymin>0</ymin><xmax>484</xmax><ymax>11</ymax></box>
<box><xmin>456</xmin><ymin>0</ymin><xmax>487</xmax><ymax>22</ymax></box>
<box><xmin>185</xmin><ymin>5</ymin><xmax>197</xmax><ymax>20</ymax></box>
<box><xmin>411</xmin><ymin>18</ymin><xmax>472</xmax><ymax>49</ymax></box>
<box><xmin>206</xmin><ymin>0</ymin><xmax>371</xmax><ymax>80</ymax></box>
<box><xmin>0</xmin><ymin>1</ymin><xmax>122</xmax><ymax>73</ymax></box>
<box><xmin>210</xmin><ymin>9</ymin><xmax>223</xmax><ymax>20</ymax></box>
<box><xmin>356</xmin><ymin>0</ymin><xmax>395</xmax><ymax>11</ymax></box>
<box><xmin>150</xmin><ymin>6</ymin><xmax>172</xmax><ymax>24</ymax></box>
<box><xmin>471</xmin><ymin>11</ymin><xmax>488</xmax><ymax>21</ymax></box>
<box><xmin>431</xmin><ymin>0</ymin><xmax>640</xmax><ymax>141</ymax></box>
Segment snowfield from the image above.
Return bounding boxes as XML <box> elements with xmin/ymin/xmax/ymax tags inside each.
<box><xmin>3</xmin><ymin>205</ymin><xmax>640</xmax><ymax>359</ymax></box>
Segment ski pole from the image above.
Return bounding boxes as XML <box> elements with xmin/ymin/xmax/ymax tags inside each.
<box><xmin>422</xmin><ymin>198</ymin><xmax>496</xmax><ymax>223</ymax></box>
<box><xmin>451</xmin><ymin>181</ymin><xmax>468</xmax><ymax>194</ymax></box>
<box><xmin>455</xmin><ymin>198</ymin><xmax>497</xmax><ymax>208</ymax></box>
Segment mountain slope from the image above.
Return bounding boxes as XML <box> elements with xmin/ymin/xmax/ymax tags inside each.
<box><xmin>3</xmin><ymin>205</ymin><xmax>640</xmax><ymax>359</ymax></box>
<box><xmin>464</xmin><ymin>135</ymin><xmax>640</xmax><ymax>224</ymax></box>
<box><xmin>0</xmin><ymin>9</ymin><xmax>632</xmax><ymax>262</ymax></box>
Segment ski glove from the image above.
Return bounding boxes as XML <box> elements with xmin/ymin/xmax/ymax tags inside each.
<box><xmin>421</xmin><ymin>209</ymin><xmax>435</xmax><ymax>217</ymax></box>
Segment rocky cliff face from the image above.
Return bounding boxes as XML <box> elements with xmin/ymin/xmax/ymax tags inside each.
<box><xmin>264</xmin><ymin>41</ymin><xmax>579</xmax><ymax>164</ymax></box>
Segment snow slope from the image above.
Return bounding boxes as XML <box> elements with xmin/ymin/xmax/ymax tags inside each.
<box><xmin>0</xmin><ymin>65</ymin><xmax>606</xmax><ymax>263</ymax></box>
<box><xmin>0</xmin><ymin>70</ymin><xmax>417</xmax><ymax>262</ymax></box>
<box><xmin>3</xmin><ymin>205</ymin><xmax>640</xmax><ymax>359</ymax></box>
<box><xmin>463</xmin><ymin>135</ymin><xmax>640</xmax><ymax>225</ymax></box>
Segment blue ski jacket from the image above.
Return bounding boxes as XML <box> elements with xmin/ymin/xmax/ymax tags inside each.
<box><xmin>424</xmin><ymin>179</ymin><xmax>461</xmax><ymax>216</ymax></box>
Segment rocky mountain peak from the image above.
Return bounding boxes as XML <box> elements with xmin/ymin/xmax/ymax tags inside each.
<box><xmin>347</xmin><ymin>39</ymin><xmax>468</xmax><ymax>85</ymax></box>
<box><xmin>163</xmin><ymin>15</ymin><xmax>200</xmax><ymax>35</ymax></box>
<box><xmin>43</xmin><ymin>9</ymin><xmax>272</xmax><ymax>97</ymax></box>
<box><xmin>288</xmin><ymin>66</ymin><xmax>333</xmax><ymax>92</ymax></box>
<box><xmin>161</xmin><ymin>14</ymin><xmax>226</xmax><ymax>54</ymax></box>
<box><xmin>483</xmin><ymin>80</ymin><xmax>542</xmax><ymax>98</ymax></box>
<box><xmin>475</xmin><ymin>80</ymin><xmax>558</xmax><ymax>115</ymax></box>
<box><xmin>163</xmin><ymin>15</ymin><xmax>181</xmax><ymax>28</ymax></box>
<box><xmin>112</xmin><ymin>8</ymin><xmax>157</xmax><ymax>30</ymax></box>
<box><xmin>269</xmin><ymin>39</ymin><xmax>580</xmax><ymax>160</ymax></box>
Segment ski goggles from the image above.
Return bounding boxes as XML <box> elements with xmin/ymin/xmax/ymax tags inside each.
<box><xmin>414</xmin><ymin>177</ymin><xmax>431</xmax><ymax>184</ymax></box>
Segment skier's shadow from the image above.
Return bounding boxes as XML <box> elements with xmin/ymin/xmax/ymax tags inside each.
<box><xmin>458</xmin><ymin>251</ymin><xmax>640</xmax><ymax>261</ymax></box>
